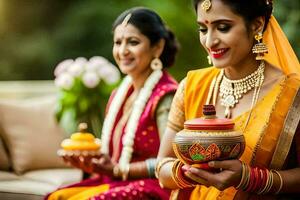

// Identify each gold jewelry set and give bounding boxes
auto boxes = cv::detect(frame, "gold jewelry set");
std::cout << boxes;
[202,0,268,119]
[219,61,265,118]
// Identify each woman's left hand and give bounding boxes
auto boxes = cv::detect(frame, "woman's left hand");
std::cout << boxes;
[185,159,242,190]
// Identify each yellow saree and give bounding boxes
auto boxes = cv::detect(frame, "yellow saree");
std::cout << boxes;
[166,13,300,200]
[184,67,300,200]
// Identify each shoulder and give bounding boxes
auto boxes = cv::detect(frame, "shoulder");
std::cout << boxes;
[154,71,178,93]
[187,66,218,78]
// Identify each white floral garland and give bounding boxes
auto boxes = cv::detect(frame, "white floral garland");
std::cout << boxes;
[101,70,163,171]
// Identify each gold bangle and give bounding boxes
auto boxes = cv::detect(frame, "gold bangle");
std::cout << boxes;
[271,170,283,194]
[155,157,176,179]
[235,161,246,189]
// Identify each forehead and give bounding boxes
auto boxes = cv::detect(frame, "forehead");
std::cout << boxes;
[113,24,145,39]
[197,0,242,23]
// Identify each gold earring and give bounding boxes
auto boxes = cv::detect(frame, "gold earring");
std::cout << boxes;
[207,55,212,65]
[151,58,163,70]
[252,32,268,60]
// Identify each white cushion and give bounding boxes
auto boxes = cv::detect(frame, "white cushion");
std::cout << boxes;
[0,179,56,195]
[0,169,82,196]
[22,168,83,187]
[0,171,20,181]
[0,96,69,174]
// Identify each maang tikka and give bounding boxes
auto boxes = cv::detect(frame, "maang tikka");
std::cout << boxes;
[121,13,132,27]
[201,0,212,12]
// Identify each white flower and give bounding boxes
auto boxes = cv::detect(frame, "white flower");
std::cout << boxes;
[74,57,88,66]
[54,73,74,90]
[86,60,102,72]
[82,72,100,88]
[89,56,110,66]
[98,64,120,84]
[68,57,87,77]
[54,59,73,77]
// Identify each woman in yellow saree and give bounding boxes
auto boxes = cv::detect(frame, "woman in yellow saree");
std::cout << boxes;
[156,0,300,199]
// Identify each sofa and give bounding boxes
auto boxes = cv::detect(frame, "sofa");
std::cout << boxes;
[0,81,83,200]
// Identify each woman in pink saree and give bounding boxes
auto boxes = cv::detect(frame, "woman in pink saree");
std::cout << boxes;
[46,7,179,200]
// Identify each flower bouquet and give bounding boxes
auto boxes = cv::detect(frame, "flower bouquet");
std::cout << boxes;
[54,56,120,137]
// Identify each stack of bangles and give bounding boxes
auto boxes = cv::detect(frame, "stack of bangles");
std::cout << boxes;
[235,161,283,194]
[155,158,195,188]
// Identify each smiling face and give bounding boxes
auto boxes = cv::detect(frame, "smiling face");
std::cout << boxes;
[113,23,157,78]
[197,0,256,69]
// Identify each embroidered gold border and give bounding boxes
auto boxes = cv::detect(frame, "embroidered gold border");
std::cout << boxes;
[250,77,286,166]
[251,75,300,168]
[270,88,300,169]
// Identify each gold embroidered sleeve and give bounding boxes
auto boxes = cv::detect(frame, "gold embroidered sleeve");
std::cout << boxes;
[167,78,186,132]
[155,93,174,139]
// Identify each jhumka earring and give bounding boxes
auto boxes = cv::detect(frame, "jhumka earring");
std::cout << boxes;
[207,55,212,65]
[151,58,163,70]
[252,32,268,60]
[201,0,212,12]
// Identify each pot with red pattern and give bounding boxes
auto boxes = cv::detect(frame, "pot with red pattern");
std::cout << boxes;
[173,105,245,168]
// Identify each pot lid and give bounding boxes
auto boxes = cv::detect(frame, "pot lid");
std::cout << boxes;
[184,105,234,131]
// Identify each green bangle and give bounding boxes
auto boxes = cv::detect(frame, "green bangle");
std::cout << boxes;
[145,158,157,178]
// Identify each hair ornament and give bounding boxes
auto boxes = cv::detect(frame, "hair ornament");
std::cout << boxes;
[121,13,132,27]
[201,0,212,12]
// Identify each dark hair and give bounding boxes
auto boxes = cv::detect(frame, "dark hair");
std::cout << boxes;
[193,0,273,31]
[112,7,179,68]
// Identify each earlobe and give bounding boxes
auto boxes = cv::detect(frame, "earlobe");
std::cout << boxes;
[251,16,265,34]
[153,39,166,57]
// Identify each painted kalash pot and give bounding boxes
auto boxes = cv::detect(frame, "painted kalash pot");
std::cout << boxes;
[173,105,245,169]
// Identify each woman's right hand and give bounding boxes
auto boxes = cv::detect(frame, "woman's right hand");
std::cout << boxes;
[183,159,243,190]
[61,154,102,174]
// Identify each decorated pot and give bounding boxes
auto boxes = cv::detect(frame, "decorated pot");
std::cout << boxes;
[173,105,245,166]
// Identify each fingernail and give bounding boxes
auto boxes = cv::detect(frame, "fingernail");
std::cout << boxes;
[182,165,190,172]
[208,161,214,167]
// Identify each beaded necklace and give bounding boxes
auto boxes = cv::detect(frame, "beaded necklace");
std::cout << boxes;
[206,61,265,121]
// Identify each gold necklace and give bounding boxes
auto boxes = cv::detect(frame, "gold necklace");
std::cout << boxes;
[206,61,265,120]
[220,61,265,118]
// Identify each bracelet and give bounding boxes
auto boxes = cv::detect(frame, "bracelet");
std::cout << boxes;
[145,158,157,178]
[155,157,176,179]
[271,170,283,194]
[171,160,195,188]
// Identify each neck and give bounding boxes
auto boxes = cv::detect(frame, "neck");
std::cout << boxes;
[224,55,259,80]
[130,68,154,91]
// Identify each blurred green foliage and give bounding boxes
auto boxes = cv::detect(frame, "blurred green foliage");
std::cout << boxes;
[0,0,299,81]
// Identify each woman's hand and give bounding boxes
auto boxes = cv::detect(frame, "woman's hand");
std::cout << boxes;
[62,154,102,173]
[184,160,242,191]
[90,154,115,177]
